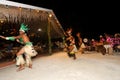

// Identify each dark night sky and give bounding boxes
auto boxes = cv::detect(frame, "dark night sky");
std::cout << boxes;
[9,0,119,39]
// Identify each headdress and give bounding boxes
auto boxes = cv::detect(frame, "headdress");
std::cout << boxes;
[19,23,29,32]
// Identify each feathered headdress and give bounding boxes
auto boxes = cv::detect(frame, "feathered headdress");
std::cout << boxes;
[19,23,29,32]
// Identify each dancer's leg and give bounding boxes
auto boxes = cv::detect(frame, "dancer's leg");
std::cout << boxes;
[16,55,25,71]
[16,48,25,71]
[25,54,32,69]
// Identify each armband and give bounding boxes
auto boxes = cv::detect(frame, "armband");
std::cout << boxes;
[6,37,15,41]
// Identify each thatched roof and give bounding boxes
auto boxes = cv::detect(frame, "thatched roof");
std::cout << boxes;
[0,0,65,40]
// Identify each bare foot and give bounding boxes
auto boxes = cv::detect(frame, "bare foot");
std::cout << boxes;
[28,64,32,69]
[17,66,25,72]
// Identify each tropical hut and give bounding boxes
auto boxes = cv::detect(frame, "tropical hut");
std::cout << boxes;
[0,0,65,57]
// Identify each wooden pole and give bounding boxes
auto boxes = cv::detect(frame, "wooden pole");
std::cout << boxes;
[47,14,52,54]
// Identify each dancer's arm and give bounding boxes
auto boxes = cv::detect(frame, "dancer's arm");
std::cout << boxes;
[0,35,6,39]
[0,35,15,41]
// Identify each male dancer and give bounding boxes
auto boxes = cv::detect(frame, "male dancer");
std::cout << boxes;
[0,23,38,71]
[65,28,77,60]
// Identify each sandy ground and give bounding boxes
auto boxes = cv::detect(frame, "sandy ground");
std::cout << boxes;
[0,51,120,80]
